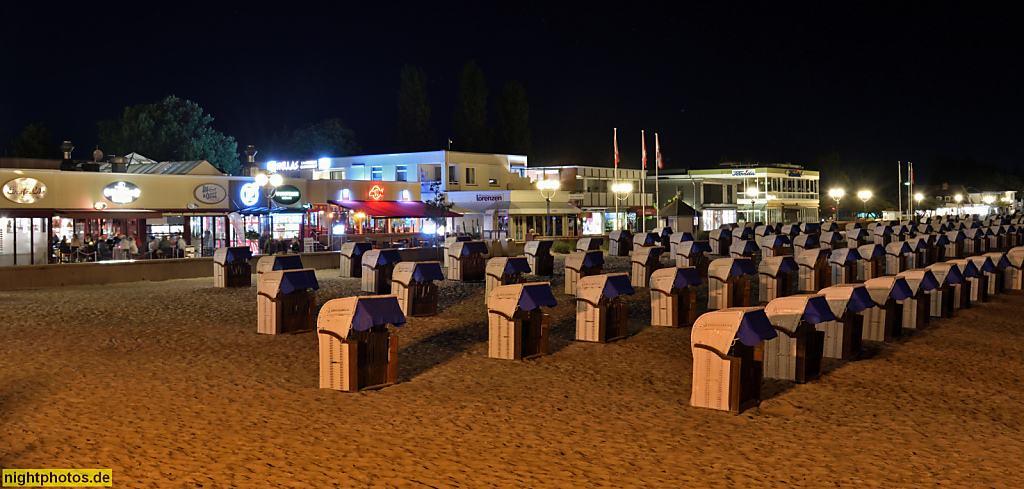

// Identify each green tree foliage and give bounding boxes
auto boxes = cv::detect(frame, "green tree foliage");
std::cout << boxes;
[452,60,494,152]
[496,80,531,155]
[287,118,360,158]
[10,122,56,158]
[395,64,435,151]
[98,95,240,174]
[929,156,1024,194]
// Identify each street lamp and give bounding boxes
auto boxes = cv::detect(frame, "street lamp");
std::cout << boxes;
[536,179,560,236]
[828,188,845,219]
[746,187,759,223]
[255,172,284,238]
[857,190,872,217]
[954,194,963,218]
[611,182,633,231]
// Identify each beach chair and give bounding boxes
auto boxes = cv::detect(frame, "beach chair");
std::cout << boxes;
[565,250,605,295]
[797,248,831,293]
[707,257,757,310]
[668,231,694,259]
[576,237,603,252]
[945,259,978,310]
[861,276,914,342]
[895,269,940,330]
[676,240,712,277]
[729,239,759,259]
[709,228,732,256]
[846,228,870,249]
[524,240,554,276]
[884,241,913,275]
[819,231,844,251]
[447,241,489,282]
[872,225,893,246]
[966,255,998,302]
[608,230,633,256]
[690,307,777,413]
[634,232,660,249]
[256,254,303,282]
[793,234,819,256]
[758,234,790,258]
[1004,246,1024,290]
[817,284,875,360]
[828,248,861,285]
[630,246,665,288]
[317,296,405,392]
[575,273,635,343]
[758,255,798,304]
[856,244,885,282]
[339,242,373,278]
[944,230,966,260]
[391,261,444,317]
[257,268,319,334]
[762,294,835,383]
[488,283,558,360]
[485,256,532,300]
[213,246,252,288]
[442,236,471,269]
[925,262,963,319]
[650,267,702,327]
[361,249,402,294]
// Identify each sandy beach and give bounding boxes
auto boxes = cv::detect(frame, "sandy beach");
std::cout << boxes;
[2,254,1024,488]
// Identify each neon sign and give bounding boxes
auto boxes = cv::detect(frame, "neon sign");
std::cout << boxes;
[369,185,384,200]
[240,182,261,206]
[267,160,319,172]
[102,181,141,204]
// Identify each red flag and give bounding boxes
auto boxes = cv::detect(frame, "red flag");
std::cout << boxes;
[656,133,663,169]
[641,130,647,169]
[613,128,620,168]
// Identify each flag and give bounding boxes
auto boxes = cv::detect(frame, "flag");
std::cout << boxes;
[910,163,914,184]
[613,128,620,168]
[641,130,647,169]
[655,133,662,169]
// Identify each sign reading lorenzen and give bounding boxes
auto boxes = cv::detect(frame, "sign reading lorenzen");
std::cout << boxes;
[2,177,47,204]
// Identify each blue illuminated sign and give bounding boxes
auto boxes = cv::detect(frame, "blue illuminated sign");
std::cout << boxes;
[240,182,260,207]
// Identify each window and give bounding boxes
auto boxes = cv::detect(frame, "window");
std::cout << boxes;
[351,164,364,180]
[489,178,498,186]
[341,189,351,201]
[466,167,476,185]
[400,189,412,201]
[371,166,383,181]
[330,170,346,180]
[396,165,408,182]
[448,165,458,182]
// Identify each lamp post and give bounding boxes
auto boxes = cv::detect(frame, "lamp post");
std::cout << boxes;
[746,186,759,223]
[255,172,283,239]
[611,182,633,232]
[954,194,963,218]
[828,188,845,220]
[858,190,872,217]
[913,193,923,220]
[536,179,560,236]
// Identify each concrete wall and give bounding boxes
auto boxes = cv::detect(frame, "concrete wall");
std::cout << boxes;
[0,248,449,291]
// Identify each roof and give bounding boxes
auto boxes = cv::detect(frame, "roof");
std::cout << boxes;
[329,200,462,218]
[97,160,223,175]
[658,199,697,217]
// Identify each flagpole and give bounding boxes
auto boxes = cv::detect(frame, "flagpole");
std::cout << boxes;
[655,133,660,227]
[897,161,903,221]
[908,161,913,222]
[614,128,620,231]
[641,129,646,233]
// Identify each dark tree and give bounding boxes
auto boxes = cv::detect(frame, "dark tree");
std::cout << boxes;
[808,151,852,218]
[287,118,360,158]
[10,122,56,158]
[496,80,531,155]
[395,64,435,151]
[452,60,494,153]
[98,95,240,174]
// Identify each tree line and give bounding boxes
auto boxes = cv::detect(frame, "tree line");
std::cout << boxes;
[6,60,531,176]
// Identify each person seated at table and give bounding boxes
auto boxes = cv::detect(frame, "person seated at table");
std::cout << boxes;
[148,236,159,257]
[157,235,172,257]
[116,235,130,260]
[176,235,188,257]
[59,237,71,262]
[68,234,84,262]
[128,236,139,256]
[97,234,112,260]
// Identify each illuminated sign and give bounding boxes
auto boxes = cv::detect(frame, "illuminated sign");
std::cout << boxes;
[3,177,47,204]
[369,185,384,200]
[787,170,802,177]
[267,160,319,172]
[271,184,302,205]
[731,169,756,176]
[475,194,503,202]
[239,182,261,207]
[102,181,141,204]
[193,184,227,204]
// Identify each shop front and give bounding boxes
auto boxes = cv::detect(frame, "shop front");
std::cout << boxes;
[304,180,426,249]
[0,169,247,265]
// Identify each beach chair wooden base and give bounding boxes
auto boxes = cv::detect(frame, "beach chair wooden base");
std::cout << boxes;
[690,342,762,413]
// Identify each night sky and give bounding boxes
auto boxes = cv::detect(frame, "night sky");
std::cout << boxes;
[2,1,1022,172]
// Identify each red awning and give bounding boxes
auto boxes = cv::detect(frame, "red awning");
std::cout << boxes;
[328,200,462,218]
[631,207,658,216]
